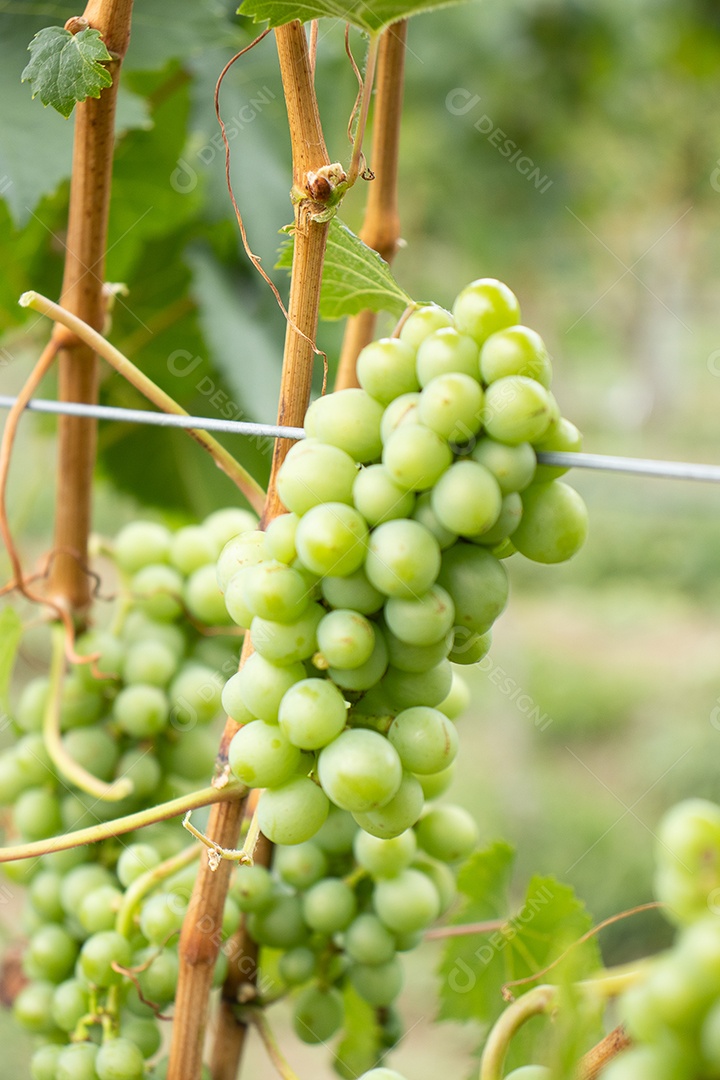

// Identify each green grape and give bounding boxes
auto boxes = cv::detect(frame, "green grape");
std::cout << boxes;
[203,506,258,547]
[15,733,53,786]
[302,877,357,933]
[25,924,78,983]
[349,956,404,1006]
[55,1042,100,1080]
[234,653,305,721]
[452,278,521,345]
[328,623,389,691]
[228,719,301,787]
[216,530,268,593]
[229,864,273,912]
[482,375,553,445]
[415,805,479,862]
[120,612,185,656]
[168,663,222,726]
[242,560,311,623]
[257,776,330,845]
[120,1017,162,1059]
[471,437,537,495]
[113,683,169,738]
[137,947,179,1006]
[437,670,470,719]
[437,543,508,634]
[365,519,441,599]
[139,893,187,946]
[353,464,416,526]
[415,327,480,386]
[382,660,453,710]
[293,984,345,1044]
[399,304,454,348]
[384,628,451,674]
[601,1046,690,1080]
[503,1069,552,1080]
[223,568,256,628]
[305,387,385,462]
[279,946,317,985]
[79,885,124,934]
[357,338,419,405]
[702,998,720,1067]
[247,894,309,949]
[413,855,457,914]
[121,637,177,688]
[387,706,458,774]
[221,671,256,724]
[265,512,299,564]
[314,805,359,854]
[278,678,347,750]
[41,845,89,875]
[512,481,588,564]
[14,675,50,732]
[431,461,502,538]
[277,438,358,515]
[412,491,458,549]
[169,525,219,575]
[274,842,328,889]
[384,585,455,647]
[15,787,62,841]
[60,864,114,915]
[79,931,131,987]
[95,1036,145,1080]
[251,602,324,665]
[318,729,402,813]
[115,748,162,800]
[470,491,522,546]
[114,521,171,573]
[656,799,720,876]
[13,980,56,1033]
[295,502,368,577]
[159,727,217,781]
[345,913,397,965]
[117,846,161,890]
[52,978,89,1032]
[59,674,103,730]
[184,563,231,624]
[479,325,552,387]
[352,772,424,839]
[29,870,64,922]
[418,371,484,443]
[533,417,582,481]
[380,392,421,443]
[62,726,119,782]
[321,567,385,614]
[449,627,492,665]
[222,895,242,939]
[382,424,452,492]
[30,1044,62,1080]
[75,630,125,685]
[373,869,441,933]
[353,828,417,878]
[130,563,184,621]
[316,609,375,670]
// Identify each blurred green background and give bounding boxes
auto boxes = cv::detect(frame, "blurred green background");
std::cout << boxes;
[2,0,720,1074]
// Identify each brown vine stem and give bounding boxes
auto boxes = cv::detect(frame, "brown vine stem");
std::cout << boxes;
[577,1025,631,1080]
[168,21,331,1080]
[19,292,265,514]
[336,21,408,390]
[48,0,134,617]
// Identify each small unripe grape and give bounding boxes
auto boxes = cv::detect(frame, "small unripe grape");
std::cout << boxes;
[130,564,184,621]
[399,304,453,348]
[415,804,479,862]
[305,387,384,462]
[513,481,588,564]
[452,277,521,345]
[203,506,258,547]
[277,438,357,514]
[114,521,171,573]
[357,338,419,404]
[479,325,552,387]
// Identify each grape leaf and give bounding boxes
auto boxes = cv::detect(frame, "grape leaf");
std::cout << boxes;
[238,0,476,33]
[438,842,601,1029]
[22,26,113,118]
[0,608,22,712]
[277,219,411,320]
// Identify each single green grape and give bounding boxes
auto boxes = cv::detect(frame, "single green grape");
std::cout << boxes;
[95,1036,145,1080]
[373,868,441,933]
[387,706,459,775]
[139,893,188,946]
[382,423,453,492]
[55,1042,100,1080]
[114,521,171,573]
[418,371,484,443]
[184,563,231,624]
[278,678,348,750]
[399,304,454,348]
[479,325,552,387]
[321,566,385,615]
[533,417,582,482]
[384,584,455,647]
[228,719,301,788]
[79,931,132,987]
[437,542,508,635]
[169,524,219,575]
[415,327,480,386]
[302,877,357,933]
[345,913,397,965]
[277,438,358,514]
[293,984,345,1044]
[130,563,184,621]
[250,601,324,666]
[452,277,521,345]
[327,623,389,691]
[273,842,328,890]
[431,460,502,537]
[365,519,441,599]
[380,392,421,443]
[352,772,424,839]
[233,653,305,722]
[305,387,384,462]
[512,481,588,564]
[257,776,330,845]
[415,804,479,862]
[349,956,404,1006]
[357,338,419,405]
[318,729,402,813]
[203,506,258,548]
[216,530,268,594]
[295,502,369,578]
[353,464,416,526]
[316,609,376,670]
[353,828,417,878]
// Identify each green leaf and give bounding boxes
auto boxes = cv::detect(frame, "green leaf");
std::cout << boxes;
[0,608,22,712]
[239,0,476,34]
[438,842,600,1029]
[334,984,383,1078]
[22,26,113,119]
[277,219,411,321]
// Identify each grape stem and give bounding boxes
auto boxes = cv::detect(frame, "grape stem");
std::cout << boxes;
[577,1024,631,1080]
[244,1007,303,1080]
[479,984,558,1080]
[18,291,266,514]
[0,782,244,863]
[346,31,380,188]
[181,806,260,869]
[115,842,202,940]
[43,623,134,801]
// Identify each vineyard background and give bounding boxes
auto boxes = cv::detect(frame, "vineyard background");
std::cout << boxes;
[2,0,720,1074]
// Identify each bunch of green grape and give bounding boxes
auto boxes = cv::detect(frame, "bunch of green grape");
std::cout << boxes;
[3,508,255,1080]
[602,799,720,1080]
[218,277,588,849]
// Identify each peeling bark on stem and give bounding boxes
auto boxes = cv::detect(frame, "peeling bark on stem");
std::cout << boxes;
[48,0,134,617]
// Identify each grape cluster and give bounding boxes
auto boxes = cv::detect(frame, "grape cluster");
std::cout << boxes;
[219,277,588,850]
[3,509,254,1080]
[603,799,720,1080]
